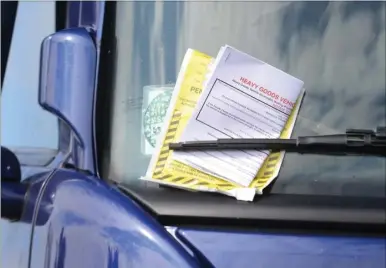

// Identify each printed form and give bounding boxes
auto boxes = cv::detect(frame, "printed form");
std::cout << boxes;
[172,46,304,187]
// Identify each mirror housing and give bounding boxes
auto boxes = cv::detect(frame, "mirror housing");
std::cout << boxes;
[39,28,97,174]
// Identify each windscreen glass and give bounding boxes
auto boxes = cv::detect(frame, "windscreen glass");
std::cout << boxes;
[106,1,385,197]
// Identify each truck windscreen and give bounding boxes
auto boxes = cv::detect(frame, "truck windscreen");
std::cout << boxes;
[99,1,385,197]
[94,1,385,231]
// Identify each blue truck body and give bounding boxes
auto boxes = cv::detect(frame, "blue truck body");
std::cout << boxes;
[1,2,385,268]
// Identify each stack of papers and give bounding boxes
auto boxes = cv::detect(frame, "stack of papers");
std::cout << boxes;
[143,45,305,201]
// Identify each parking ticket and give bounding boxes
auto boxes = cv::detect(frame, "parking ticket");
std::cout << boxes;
[142,48,305,201]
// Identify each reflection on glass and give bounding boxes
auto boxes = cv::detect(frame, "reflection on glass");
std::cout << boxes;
[1,2,57,268]
[1,2,58,150]
[1,2,61,179]
[107,1,385,197]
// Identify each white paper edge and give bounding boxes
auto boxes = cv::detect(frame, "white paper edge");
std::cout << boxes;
[175,46,304,187]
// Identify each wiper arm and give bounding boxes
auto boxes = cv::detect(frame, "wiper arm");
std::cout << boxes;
[169,126,386,157]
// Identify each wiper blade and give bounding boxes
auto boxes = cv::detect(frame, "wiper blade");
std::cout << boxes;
[169,126,386,157]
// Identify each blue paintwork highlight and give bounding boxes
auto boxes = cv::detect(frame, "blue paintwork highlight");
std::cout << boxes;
[39,28,97,174]
[29,169,204,268]
[176,228,386,268]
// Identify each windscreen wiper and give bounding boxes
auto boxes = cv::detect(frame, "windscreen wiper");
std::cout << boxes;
[169,126,386,157]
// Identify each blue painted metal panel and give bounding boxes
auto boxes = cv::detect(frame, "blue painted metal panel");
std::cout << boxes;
[175,228,386,268]
[30,169,204,268]
[1,170,51,268]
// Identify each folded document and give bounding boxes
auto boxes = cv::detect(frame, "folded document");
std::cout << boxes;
[143,46,305,201]
[173,46,304,187]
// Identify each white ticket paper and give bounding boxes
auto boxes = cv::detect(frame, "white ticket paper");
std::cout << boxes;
[172,45,304,187]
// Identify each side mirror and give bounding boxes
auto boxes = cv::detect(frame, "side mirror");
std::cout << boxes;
[39,28,97,174]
